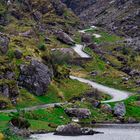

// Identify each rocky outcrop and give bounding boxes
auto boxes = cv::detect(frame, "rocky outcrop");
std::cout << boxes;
[55,123,81,136]
[14,50,23,59]
[9,117,30,137]
[56,31,75,45]
[0,101,8,109]
[19,60,52,96]
[65,108,91,118]
[61,0,96,15]
[81,34,92,44]
[0,60,19,105]
[0,33,9,54]
[100,104,112,114]
[55,123,100,136]
[114,102,126,117]
[63,0,140,49]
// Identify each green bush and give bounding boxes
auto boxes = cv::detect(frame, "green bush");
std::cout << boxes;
[7,50,15,59]
[37,43,46,51]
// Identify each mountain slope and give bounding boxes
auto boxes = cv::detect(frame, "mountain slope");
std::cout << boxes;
[62,0,140,49]
[0,0,80,108]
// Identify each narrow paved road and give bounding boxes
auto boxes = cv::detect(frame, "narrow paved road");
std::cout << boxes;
[0,27,131,113]
[70,76,131,103]
[72,44,90,58]
[72,27,131,103]
[0,103,68,113]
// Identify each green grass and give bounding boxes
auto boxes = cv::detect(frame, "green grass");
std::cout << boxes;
[58,78,91,101]
[0,107,70,132]
[124,95,140,120]
[25,107,70,131]
[85,28,122,44]
[0,114,10,131]
[82,47,138,92]
[64,101,115,123]
[15,78,91,108]
[16,84,63,108]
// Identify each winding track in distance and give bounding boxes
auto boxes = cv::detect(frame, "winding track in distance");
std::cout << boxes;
[71,27,131,103]
[0,27,132,113]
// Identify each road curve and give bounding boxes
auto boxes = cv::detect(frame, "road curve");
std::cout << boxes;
[71,27,131,103]
[0,102,68,113]
[70,76,131,103]
[72,44,90,58]
[0,27,131,113]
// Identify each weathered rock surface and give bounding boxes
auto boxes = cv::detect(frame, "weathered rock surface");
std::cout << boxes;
[0,60,19,105]
[56,31,75,45]
[0,101,8,109]
[55,123,100,136]
[81,34,92,44]
[14,50,23,59]
[0,33,10,54]
[9,117,30,137]
[55,123,81,136]
[19,60,52,96]
[65,108,91,118]
[100,104,112,114]
[62,0,140,50]
[114,102,126,117]
[61,0,96,15]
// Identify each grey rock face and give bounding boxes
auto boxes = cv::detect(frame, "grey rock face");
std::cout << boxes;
[63,0,140,50]
[61,0,96,15]
[100,104,112,113]
[81,34,92,44]
[65,108,91,118]
[0,101,8,109]
[51,0,66,16]
[32,11,42,21]
[55,123,82,136]
[0,33,10,54]
[9,120,30,138]
[55,123,100,136]
[114,102,126,117]
[14,50,23,59]
[56,31,75,45]
[19,60,52,96]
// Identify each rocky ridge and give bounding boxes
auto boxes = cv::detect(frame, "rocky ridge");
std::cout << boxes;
[0,0,80,108]
[62,0,140,49]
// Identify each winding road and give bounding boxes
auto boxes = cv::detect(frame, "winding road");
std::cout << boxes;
[0,103,69,113]
[73,44,90,58]
[70,76,131,103]
[72,27,131,103]
[0,27,132,113]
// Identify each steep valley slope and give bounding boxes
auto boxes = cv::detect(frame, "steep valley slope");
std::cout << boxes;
[62,0,140,50]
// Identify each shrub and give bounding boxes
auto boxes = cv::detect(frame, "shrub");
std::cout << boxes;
[37,43,46,51]
[9,109,31,129]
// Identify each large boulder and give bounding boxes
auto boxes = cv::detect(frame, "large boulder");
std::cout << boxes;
[14,50,23,59]
[56,31,75,45]
[0,33,10,54]
[81,34,92,44]
[55,123,98,136]
[113,102,126,117]
[19,60,52,96]
[100,104,112,113]
[55,123,82,136]
[0,100,8,109]
[9,117,30,137]
[65,108,91,119]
